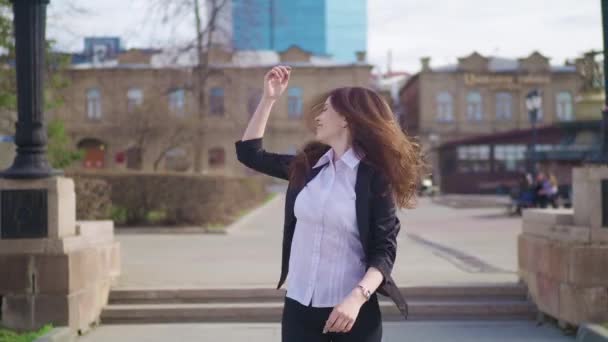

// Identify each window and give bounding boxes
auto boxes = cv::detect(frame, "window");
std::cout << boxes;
[456,145,490,173]
[495,92,512,120]
[165,147,190,172]
[288,87,303,118]
[247,88,263,117]
[86,88,102,119]
[436,91,453,122]
[494,145,526,172]
[209,87,225,116]
[127,88,144,112]
[169,88,186,116]
[466,91,483,121]
[208,147,225,168]
[556,91,573,121]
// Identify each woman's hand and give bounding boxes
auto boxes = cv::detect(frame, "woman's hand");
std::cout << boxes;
[323,288,367,334]
[263,65,291,101]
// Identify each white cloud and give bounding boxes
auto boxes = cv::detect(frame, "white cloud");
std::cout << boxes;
[368,0,602,72]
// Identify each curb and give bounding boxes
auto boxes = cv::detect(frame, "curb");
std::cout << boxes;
[576,324,608,342]
[33,327,76,342]
[115,227,226,235]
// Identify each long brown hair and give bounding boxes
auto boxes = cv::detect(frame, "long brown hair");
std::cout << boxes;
[287,86,425,209]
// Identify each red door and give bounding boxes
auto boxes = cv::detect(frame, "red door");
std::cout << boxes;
[83,147,105,169]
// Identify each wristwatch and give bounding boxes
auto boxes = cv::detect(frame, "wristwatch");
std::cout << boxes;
[357,284,372,301]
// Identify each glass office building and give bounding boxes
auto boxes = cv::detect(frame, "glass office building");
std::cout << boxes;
[232,0,367,63]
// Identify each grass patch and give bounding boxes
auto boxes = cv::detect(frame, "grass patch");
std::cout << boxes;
[602,322,608,330]
[0,324,53,342]
[109,205,128,225]
[264,192,278,203]
[146,210,167,224]
[205,224,226,234]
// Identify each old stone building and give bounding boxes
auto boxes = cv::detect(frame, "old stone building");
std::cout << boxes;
[399,51,585,188]
[399,51,584,145]
[50,45,372,176]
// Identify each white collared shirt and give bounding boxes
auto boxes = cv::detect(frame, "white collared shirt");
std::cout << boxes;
[286,147,367,307]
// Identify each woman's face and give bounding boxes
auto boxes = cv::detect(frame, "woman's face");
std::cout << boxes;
[314,97,349,144]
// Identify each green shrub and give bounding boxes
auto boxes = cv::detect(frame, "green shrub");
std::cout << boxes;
[0,324,53,342]
[72,176,112,220]
[110,205,128,225]
[68,170,269,227]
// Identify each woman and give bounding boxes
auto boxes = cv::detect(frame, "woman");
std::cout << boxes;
[235,65,424,342]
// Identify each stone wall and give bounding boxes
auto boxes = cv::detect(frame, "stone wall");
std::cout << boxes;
[518,166,608,326]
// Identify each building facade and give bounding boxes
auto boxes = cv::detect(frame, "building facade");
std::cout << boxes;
[231,0,367,63]
[398,51,586,190]
[51,46,372,176]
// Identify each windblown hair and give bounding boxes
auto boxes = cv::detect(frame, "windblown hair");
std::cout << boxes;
[287,86,426,209]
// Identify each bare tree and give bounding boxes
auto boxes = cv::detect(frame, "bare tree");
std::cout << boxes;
[115,80,199,172]
[145,0,230,172]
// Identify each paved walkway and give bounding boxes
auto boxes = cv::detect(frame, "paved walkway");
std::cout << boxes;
[79,321,574,342]
[113,193,522,289]
[79,192,575,341]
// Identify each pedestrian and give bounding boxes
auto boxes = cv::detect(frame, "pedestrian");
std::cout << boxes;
[513,172,534,214]
[235,65,424,342]
[535,172,550,208]
[548,173,559,208]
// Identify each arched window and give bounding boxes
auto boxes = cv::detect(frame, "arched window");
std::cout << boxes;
[466,91,483,121]
[86,88,102,119]
[436,91,453,122]
[127,88,144,112]
[556,91,573,121]
[169,88,186,116]
[209,87,225,116]
[495,92,512,120]
[165,147,190,172]
[208,147,226,168]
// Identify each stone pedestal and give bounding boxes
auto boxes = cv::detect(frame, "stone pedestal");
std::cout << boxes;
[518,166,608,326]
[0,177,120,333]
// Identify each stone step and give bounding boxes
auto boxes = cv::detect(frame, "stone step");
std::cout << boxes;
[101,300,537,324]
[109,284,530,305]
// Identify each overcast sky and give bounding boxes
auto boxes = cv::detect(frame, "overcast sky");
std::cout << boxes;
[46,0,603,73]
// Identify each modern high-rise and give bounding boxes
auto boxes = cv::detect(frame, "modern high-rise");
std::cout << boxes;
[229,0,367,63]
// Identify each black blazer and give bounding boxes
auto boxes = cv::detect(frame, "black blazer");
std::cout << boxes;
[235,137,408,319]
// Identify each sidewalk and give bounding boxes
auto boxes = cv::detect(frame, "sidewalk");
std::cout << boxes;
[77,193,569,341]
[112,195,522,289]
[79,321,574,342]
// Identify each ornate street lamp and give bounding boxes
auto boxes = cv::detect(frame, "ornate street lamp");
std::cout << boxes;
[526,89,542,174]
[0,0,62,179]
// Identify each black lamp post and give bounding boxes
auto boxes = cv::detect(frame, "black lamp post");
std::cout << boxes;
[601,0,608,162]
[526,89,542,174]
[0,0,62,179]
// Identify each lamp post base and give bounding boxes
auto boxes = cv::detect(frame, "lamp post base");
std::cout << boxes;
[0,155,63,179]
